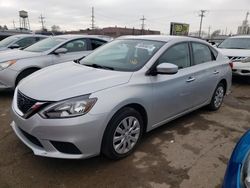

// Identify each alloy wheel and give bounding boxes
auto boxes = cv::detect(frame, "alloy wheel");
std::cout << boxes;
[214,86,224,108]
[113,116,141,154]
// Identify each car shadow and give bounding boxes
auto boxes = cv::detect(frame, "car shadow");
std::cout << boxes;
[0,89,14,98]
[232,76,250,85]
[33,107,208,167]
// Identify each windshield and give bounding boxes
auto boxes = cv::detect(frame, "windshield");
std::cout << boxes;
[81,39,164,72]
[218,38,250,49]
[0,35,21,47]
[24,37,66,52]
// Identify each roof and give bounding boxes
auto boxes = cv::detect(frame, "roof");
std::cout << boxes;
[54,34,111,41]
[230,35,250,39]
[118,35,203,42]
[11,34,48,38]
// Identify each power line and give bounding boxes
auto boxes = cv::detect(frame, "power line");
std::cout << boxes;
[198,10,207,37]
[140,15,146,34]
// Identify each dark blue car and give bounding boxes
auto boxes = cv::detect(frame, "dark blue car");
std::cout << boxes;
[223,130,250,188]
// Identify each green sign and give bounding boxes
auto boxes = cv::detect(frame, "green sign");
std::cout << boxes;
[170,22,189,36]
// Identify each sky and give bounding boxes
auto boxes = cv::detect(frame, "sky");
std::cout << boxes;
[0,0,249,34]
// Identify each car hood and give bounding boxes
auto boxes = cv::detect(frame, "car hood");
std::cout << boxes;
[0,49,42,62]
[217,48,250,57]
[18,62,133,101]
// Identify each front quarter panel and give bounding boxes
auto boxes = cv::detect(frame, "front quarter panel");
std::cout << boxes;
[89,69,154,131]
[9,55,54,72]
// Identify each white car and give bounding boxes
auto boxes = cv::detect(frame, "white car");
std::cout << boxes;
[0,35,109,89]
[217,35,250,76]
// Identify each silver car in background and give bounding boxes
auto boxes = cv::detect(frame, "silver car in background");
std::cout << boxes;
[0,34,47,51]
[11,35,232,160]
[0,35,109,89]
[217,35,250,76]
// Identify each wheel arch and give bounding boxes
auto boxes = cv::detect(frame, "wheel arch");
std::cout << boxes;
[15,67,41,86]
[218,79,227,95]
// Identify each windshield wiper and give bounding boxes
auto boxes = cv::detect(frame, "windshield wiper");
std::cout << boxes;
[84,63,114,70]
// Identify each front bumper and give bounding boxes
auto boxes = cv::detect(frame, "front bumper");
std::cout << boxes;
[0,68,18,89]
[232,62,250,76]
[11,101,109,159]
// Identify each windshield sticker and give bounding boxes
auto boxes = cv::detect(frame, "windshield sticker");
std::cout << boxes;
[130,59,138,65]
[136,43,156,52]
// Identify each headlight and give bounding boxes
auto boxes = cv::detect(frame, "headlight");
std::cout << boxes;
[241,152,250,188]
[39,95,97,119]
[0,60,16,70]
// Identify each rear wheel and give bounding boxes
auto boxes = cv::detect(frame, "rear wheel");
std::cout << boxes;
[208,83,225,111]
[15,68,39,87]
[102,107,143,160]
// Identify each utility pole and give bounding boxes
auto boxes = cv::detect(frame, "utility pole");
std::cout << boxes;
[39,14,45,31]
[91,7,95,30]
[208,25,211,38]
[140,15,146,35]
[198,10,207,38]
[13,20,16,29]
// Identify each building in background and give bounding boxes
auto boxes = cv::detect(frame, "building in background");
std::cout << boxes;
[66,26,160,38]
[237,12,250,35]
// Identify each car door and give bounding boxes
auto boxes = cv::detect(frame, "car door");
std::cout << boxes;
[52,38,91,64]
[189,42,220,107]
[150,42,196,124]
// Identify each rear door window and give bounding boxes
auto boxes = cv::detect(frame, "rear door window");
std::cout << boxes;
[90,39,107,50]
[192,43,214,65]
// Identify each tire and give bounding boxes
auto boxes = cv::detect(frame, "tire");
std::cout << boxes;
[207,83,225,111]
[15,68,39,87]
[102,107,144,160]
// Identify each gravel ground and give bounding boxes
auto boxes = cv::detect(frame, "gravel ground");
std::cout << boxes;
[0,77,249,188]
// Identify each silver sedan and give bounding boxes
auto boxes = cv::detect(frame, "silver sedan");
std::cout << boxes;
[0,35,109,89]
[11,35,232,160]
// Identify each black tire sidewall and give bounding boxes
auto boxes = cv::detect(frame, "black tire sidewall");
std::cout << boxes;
[102,107,143,160]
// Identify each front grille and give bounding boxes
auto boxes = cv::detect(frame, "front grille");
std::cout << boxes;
[228,56,246,62]
[19,128,43,148]
[50,141,82,154]
[17,91,37,114]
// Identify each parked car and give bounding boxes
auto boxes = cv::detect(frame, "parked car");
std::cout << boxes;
[0,34,47,51]
[11,35,232,160]
[217,35,250,76]
[0,35,109,89]
[223,130,250,188]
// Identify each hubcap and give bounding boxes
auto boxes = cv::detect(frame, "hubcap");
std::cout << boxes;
[113,116,141,154]
[214,86,224,108]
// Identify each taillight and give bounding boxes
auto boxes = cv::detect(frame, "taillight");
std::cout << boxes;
[229,61,233,69]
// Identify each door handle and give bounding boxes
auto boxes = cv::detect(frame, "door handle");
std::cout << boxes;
[213,70,219,74]
[186,77,196,82]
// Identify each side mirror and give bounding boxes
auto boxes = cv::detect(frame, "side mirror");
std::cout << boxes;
[9,44,20,49]
[156,63,178,75]
[54,48,68,55]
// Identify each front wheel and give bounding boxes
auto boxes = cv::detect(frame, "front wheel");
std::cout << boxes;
[102,107,143,160]
[208,83,225,111]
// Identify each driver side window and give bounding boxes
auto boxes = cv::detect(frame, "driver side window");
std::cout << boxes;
[157,43,191,69]
[61,39,87,53]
